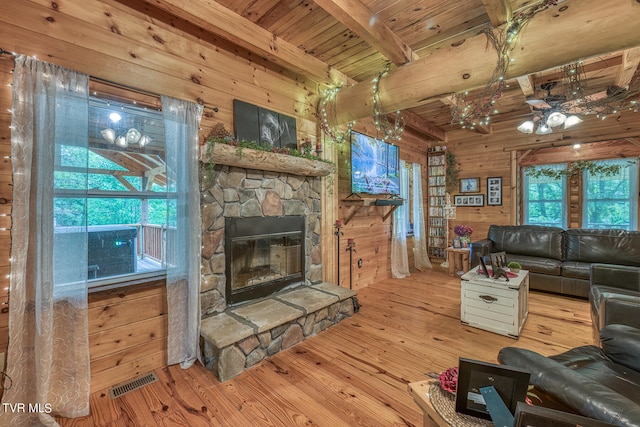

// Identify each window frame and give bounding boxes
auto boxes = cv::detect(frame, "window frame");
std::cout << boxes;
[522,163,568,228]
[53,95,170,289]
[581,158,639,230]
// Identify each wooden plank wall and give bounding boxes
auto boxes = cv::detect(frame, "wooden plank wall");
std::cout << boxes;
[444,129,514,244]
[445,114,640,241]
[336,120,433,290]
[0,55,13,372]
[88,282,167,393]
[0,0,323,392]
[1,0,638,393]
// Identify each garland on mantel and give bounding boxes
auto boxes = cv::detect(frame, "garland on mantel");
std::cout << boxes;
[201,122,333,185]
[524,160,636,179]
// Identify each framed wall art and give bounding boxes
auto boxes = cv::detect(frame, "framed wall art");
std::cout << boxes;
[233,99,297,149]
[459,177,480,193]
[454,194,484,207]
[487,177,502,206]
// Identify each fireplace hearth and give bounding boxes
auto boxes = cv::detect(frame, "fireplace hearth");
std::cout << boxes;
[225,216,305,304]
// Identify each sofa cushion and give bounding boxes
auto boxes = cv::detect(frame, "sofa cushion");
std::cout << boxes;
[566,228,640,267]
[561,261,591,279]
[488,225,564,260]
[506,254,562,276]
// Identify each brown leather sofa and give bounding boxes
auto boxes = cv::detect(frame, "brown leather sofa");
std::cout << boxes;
[498,324,640,427]
[470,225,640,298]
[590,263,640,342]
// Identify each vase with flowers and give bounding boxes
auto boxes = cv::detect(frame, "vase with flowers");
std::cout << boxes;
[454,224,473,248]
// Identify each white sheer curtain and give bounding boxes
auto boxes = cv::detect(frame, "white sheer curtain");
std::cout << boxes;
[3,56,90,425]
[412,163,432,270]
[391,160,411,278]
[162,95,203,368]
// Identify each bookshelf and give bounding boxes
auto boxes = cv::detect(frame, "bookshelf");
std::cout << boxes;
[427,150,447,258]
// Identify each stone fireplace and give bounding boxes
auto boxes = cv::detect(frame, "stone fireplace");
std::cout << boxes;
[198,145,357,382]
[200,164,323,315]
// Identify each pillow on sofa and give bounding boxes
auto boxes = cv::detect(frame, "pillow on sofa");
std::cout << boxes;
[566,229,640,267]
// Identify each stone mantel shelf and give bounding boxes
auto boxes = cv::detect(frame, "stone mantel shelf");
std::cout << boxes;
[200,142,333,177]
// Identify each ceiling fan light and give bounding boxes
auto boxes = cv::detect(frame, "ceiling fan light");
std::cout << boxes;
[115,135,128,148]
[564,115,583,128]
[517,120,535,134]
[535,123,552,135]
[125,128,142,144]
[139,135,151,147]
[100,128,115,143]
[546,111,567,127]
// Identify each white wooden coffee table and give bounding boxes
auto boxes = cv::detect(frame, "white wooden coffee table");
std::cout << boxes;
[460,269,529,338]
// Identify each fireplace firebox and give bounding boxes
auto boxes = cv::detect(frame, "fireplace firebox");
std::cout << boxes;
[225,216,305,305]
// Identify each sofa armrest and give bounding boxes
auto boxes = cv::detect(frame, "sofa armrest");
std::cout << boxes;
[498,347,640,424]
[591,285,640,332]
[470,239,493,268]
[600,324,640,372]
[590,263,640,292]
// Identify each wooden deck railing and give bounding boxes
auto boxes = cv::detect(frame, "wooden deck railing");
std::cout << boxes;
[136,224,177,267]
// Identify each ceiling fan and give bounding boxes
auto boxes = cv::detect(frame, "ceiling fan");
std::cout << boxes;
[518,61,639,134]
[526,81,568,110]
[518,81,585,134]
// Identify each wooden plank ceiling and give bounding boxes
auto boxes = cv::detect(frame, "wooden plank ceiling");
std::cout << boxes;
[134,0,640,140]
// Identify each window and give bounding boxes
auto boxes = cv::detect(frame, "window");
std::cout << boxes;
[582,159,638,230]
[523,164,567,227]
[54,97,171,286]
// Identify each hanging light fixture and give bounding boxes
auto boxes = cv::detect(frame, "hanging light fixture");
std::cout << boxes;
[517,120,535,134]
[546,111,567,127]
[516,60,640,135]
[535,122,552,135]
[100,110,151,148]
[564,115,583,128]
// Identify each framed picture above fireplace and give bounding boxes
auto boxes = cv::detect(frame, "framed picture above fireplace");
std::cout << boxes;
[233,99,297,149]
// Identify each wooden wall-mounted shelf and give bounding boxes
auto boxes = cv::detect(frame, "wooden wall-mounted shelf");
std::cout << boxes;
[200,143,333,177]
[341,197,403,225]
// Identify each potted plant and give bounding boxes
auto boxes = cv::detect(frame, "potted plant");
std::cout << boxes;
[507,261,522,273]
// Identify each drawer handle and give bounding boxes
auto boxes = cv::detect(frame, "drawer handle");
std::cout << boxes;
[479,295,498,303]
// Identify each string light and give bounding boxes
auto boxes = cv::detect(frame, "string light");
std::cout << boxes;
[372,66,404,141]
[315,85,354,144]
[450,0,559,129]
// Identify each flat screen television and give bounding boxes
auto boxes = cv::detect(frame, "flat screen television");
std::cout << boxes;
[350,131,400,196]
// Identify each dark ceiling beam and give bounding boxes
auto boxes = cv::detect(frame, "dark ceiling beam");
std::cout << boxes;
[330,0,640,124]
[481,0,512,26]
[145,0,346,86]
[147,0,446,138]
[312,0,448,139]
[516,75,535,97]
[616,47,640,88]
[312,0,418,65]
[388,112,446,141]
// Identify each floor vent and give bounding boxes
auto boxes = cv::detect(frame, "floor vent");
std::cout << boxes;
[109,372,159,399]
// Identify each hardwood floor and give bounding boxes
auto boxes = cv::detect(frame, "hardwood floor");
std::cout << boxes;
[59,268,592,426]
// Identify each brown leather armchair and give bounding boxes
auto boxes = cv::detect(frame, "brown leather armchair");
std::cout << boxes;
[499,324,640,427]
[590,263,640,343]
